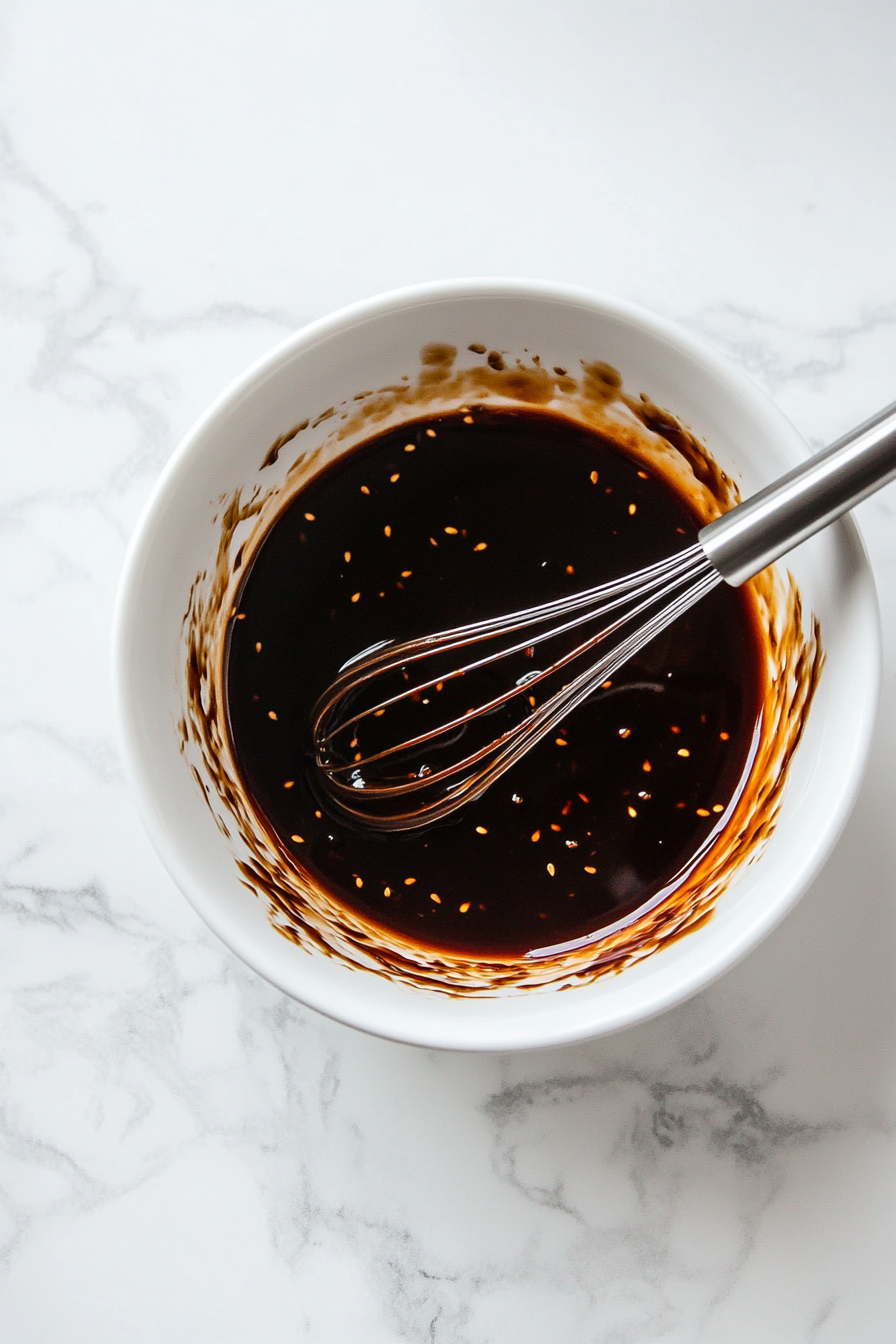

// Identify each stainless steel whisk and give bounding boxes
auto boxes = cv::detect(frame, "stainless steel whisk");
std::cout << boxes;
[312,401,896,831]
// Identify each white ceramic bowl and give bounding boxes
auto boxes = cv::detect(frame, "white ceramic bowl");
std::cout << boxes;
[114,279,879,1050]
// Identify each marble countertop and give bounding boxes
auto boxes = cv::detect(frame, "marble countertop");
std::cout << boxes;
[3,3,896,1340]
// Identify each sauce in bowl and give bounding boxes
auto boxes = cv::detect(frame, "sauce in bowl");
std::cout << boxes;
[225,406,762,958]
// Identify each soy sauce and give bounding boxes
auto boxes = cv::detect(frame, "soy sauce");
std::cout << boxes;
[225,407,761,957]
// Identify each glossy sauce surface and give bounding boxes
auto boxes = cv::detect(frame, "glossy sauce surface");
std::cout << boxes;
[225,407,762,957]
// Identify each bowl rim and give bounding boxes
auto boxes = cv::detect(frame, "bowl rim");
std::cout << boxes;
[113,277,881,1050]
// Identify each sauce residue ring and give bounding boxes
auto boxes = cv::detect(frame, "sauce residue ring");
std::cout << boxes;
[180,343,823,996]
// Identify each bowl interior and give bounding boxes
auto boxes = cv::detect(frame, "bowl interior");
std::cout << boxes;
[115,281,879,1049]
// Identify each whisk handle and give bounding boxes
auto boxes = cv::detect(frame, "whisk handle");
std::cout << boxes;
[699,400,896,586]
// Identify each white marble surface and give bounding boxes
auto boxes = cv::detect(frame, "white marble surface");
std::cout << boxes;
[2,2,896,1339]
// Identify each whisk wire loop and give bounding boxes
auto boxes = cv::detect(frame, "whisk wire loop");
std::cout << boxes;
[311,544,720,829]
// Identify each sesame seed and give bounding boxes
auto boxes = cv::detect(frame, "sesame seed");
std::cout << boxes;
[720,731,730,741]
[384,525,391,537]
[628,503,637,515]
[601,679,612,689]
[463,415,474,424]
[712,804,724,813]
[474,542,487,551]
[255,642,262,652]
[619,727,631,738]
[426,428,436,437]
[590,470,598,484]
[236,612,246,620]
[475,826,488,834]
[676,801,686,809]
[561,800,572,816]
[444,526,458,534]
[459,901,471,912]
[355,877,363,888]
[584,865,597,874]
[555,737,568,747]
[360,485,370,494]
[696,808,710,817]
[547,863,555,876]
[627,806,638,818]
[291,835,304,842]
[283,780,294,789]
[390,472,400,482]
[404,443,415,452]
[670,725,681,734]
[531,830,541,842]
[304,512,315,521]
[314,810,322,818]
[550,823,561,832]
[566,565,575,575]
[429,537,438,546]
[528,695,537,707]
[430,893,441,904]
[637,470,649,479]
[677,748,690,757]
[351,592,360,602]
[578,792,590,803]
[436,682,444,691]
[401,570,412,577]
[404,877,416,885]
[268,711,278,720]
[384,886,391,897]
[344,551,351,562]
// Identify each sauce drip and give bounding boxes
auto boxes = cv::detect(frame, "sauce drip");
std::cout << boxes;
[225,407,762,958]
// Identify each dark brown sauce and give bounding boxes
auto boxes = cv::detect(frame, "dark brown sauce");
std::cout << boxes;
[224,407,763,959]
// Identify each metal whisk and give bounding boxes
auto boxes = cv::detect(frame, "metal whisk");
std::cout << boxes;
[312,401,896,831]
